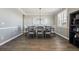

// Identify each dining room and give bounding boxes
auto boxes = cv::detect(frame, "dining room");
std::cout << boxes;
[0,8,79,51]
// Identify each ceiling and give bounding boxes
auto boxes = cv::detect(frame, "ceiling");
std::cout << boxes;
[19,8,62,15]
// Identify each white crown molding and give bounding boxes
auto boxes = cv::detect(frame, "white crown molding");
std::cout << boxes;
[18,8,63,16]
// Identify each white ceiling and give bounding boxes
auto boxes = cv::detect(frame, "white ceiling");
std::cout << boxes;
[19,8,62,15]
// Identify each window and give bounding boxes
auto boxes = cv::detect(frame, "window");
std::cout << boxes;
[33,17,50,26]
[57,9,67,27]
[41,18,49,25]
[33,17,40,26]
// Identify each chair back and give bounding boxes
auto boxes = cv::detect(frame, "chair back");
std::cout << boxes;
[28,26,35,31]
[45,26,51,32]
[36,26,44,32]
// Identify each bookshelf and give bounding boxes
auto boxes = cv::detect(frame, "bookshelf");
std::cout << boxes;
[69,10,79,47]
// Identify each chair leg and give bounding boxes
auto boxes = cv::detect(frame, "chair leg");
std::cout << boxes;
[27,34,29,38]
[45,34,46,38]
[42,34,43,38]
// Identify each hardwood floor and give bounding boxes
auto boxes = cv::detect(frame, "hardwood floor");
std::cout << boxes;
[0,34,79,51]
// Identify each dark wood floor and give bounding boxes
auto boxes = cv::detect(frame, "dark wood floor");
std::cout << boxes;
[0,34,79,51]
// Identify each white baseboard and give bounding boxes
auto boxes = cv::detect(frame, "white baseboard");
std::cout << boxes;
[55,32,69,40]
[0,33,23,46]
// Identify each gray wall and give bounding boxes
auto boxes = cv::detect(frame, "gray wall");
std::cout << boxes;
[0,8,23,44]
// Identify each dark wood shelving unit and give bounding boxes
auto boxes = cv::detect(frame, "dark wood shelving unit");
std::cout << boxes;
[69,10,79,48]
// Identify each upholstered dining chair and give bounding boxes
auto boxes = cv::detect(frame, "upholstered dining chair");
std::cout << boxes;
[44,26,52,38]
[36,26,44,38]
[27,26,36,38]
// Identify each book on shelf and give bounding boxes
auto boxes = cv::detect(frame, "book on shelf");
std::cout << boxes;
[76,14,79,19]
[74,32,79,38]
[73,18,79,25]
[73,28,79,32]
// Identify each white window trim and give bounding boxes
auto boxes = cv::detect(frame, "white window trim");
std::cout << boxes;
[57,9,68,28]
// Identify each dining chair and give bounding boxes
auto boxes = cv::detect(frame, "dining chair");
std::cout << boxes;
[36,26,44,38]
[27,26,36,38]
[44,26,52,38]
